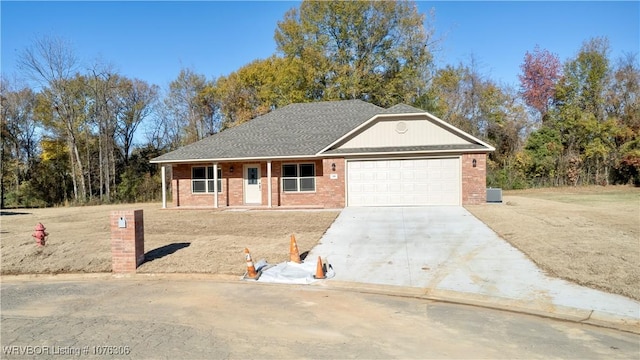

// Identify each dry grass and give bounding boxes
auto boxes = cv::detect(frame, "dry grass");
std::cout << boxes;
[0,204,339,275]
[466,185,640,301]
[2,186,638,301]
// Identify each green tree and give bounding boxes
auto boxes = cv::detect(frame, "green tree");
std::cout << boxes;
[215,56,309,127]
[551,37,614,184]
[607,54,640,184]
[274,0,435,107]
[0,79,39,208]
[523,126,564,185]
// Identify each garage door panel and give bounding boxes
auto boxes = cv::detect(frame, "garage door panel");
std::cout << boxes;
[348,158,460,206]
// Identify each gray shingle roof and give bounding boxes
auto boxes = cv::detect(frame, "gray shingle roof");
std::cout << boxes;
[150,100,491,163]
[151,100,383,163]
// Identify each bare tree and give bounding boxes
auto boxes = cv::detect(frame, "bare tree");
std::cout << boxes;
[116,78,158,165]
[18,36,88,201]
[88,63,120,201]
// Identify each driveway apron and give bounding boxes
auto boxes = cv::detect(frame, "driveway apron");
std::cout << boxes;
[307,207,640,321]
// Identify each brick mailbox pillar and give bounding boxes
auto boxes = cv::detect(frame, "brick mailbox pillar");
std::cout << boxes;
[111,210,145,273]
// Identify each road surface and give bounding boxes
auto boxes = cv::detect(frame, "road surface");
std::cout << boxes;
[1,276,638,359]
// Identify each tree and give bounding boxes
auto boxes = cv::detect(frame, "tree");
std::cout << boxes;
[115,78,158,165]
[18,36,89,202]
[519,45,561,121]
[607,54,640,184]
[215,56,308,127]
[274,0,435,107]
[523,126,564,185]
[551,37,613,184]
[161,68,215,146]
[87,64,120,202]
[0,78,39,208]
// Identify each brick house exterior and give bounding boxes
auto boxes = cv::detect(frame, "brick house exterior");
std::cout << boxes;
[151,101,494,208]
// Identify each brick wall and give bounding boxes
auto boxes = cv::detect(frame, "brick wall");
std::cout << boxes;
[110,210,144,273]
[461,153,487,205]
[274,159,345,208]
[171,159,346,208]
[172,163,232,207]
[170,155,485,207]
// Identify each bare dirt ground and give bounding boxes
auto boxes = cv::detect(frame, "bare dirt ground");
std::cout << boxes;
[0,205,339,276]
[2,186,638,301]
[466,185,640,301]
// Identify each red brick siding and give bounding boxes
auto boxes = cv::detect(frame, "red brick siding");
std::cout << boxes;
[170,159,346,208]
[274,159,345,208]
[320,158,346,208]
[110,210,145,273]
[172,163,233,207]
[461,153,487,205]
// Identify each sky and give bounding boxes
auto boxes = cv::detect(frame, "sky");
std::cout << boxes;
[2,1,639,92]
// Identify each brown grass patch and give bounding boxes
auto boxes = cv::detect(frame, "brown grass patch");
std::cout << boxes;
[0,204,339,276]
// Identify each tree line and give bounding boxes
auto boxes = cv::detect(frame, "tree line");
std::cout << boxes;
[1,0,638,208]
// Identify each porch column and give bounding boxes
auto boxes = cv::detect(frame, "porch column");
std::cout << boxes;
[267,160,272,208]
[161,165,167,209]
[213,162,219,208]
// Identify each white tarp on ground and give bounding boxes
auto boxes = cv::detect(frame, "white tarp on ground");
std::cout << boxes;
[243,260,334,285]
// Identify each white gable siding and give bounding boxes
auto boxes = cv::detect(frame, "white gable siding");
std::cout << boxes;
[337,118,472,149]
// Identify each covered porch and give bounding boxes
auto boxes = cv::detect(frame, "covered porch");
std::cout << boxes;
[158,158,345,209]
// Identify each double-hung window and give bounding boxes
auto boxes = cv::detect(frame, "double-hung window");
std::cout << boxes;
[282,163,315,192]
[192,166,222,193]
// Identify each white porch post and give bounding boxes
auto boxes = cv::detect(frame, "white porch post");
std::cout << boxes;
[267,160,272,208]
[161,165,167,209]
[213,163,219,208]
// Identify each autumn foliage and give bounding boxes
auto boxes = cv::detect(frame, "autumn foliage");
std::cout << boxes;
[519,46,562,120]
[2,2,639,208]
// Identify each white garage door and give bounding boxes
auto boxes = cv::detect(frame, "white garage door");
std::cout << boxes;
[347,158,460,206]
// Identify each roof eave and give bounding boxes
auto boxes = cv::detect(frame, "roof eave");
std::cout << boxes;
[150,154,321,164]
[325,147,493,158]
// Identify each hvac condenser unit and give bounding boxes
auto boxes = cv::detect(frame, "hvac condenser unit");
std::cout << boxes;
[486,188,502,203]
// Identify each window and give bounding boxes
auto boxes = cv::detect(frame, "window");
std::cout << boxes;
[192,166,222,193]
[282,163,315,192]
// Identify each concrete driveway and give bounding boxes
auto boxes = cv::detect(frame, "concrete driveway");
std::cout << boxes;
[307,207,640,323]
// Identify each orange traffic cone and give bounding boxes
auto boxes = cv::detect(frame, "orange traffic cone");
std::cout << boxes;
[244,248,260,280]
[313,256,326,279]
[289,234,301,263]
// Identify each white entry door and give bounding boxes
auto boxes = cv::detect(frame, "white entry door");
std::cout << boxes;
[243,164,261,204]
[347,158,461,206]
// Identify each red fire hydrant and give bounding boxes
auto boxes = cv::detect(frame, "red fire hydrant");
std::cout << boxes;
[32,223,48,246]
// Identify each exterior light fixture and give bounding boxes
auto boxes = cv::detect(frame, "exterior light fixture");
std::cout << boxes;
[331,163,336,171]
[472,159,477,168]
[230,165,234,173]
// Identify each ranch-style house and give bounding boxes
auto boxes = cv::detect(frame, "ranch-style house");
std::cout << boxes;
[150,100,495,208]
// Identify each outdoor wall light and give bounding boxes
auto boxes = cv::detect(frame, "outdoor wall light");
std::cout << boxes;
[331,163,336,171]
[230,165,234,173]
[472,159,477,168]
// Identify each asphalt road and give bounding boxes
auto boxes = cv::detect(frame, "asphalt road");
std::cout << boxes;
[1,276,638,359]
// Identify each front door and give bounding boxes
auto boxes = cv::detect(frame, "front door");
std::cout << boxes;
[243,164,261,204]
